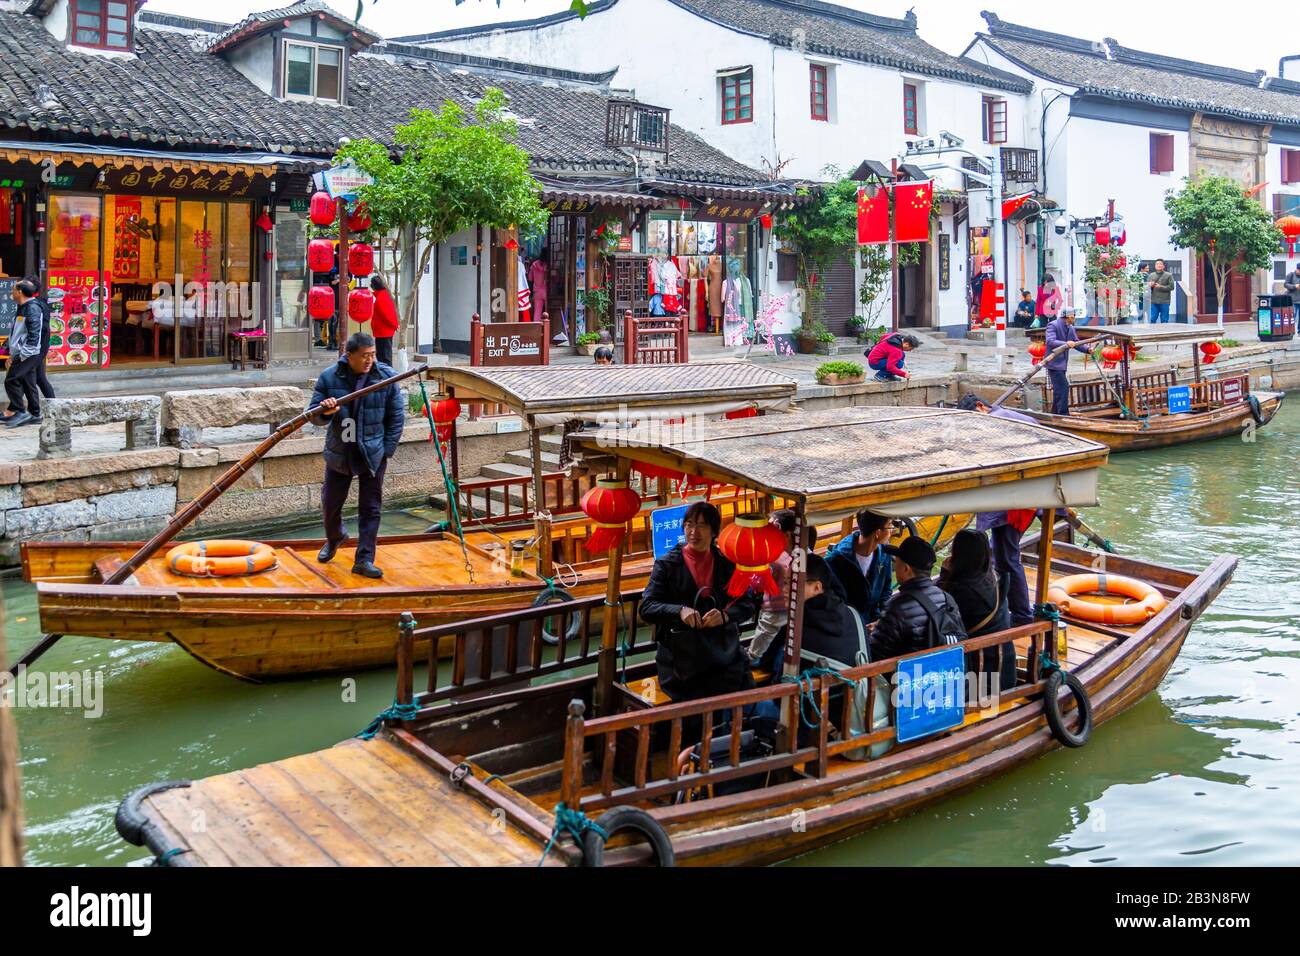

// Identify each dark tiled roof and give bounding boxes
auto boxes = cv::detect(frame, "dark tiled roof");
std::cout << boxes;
[0,10,768,188]
[136,10,232,35]
[207,0,381,53]
[400,0,1031,94]
[979,12,1300,126]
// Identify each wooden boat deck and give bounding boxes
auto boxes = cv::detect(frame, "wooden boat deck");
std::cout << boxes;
[137,736,549,866]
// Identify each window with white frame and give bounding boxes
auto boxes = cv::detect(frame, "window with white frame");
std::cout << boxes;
[284,41,343,103]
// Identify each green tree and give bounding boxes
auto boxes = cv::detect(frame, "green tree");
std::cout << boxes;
[336,88,548,350]
[772,172,858,329]
[1165,174,1281,327]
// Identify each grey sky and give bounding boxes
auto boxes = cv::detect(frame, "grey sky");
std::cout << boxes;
[145,0,1298,77]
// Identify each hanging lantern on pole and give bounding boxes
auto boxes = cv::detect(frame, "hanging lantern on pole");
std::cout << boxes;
[1200,340,1222,364]
[348,287,375,322]
[347,202,371,233]
[1028,341,1047,365]
[309,190,336,226]
[255,208,274,233]
[1101,344,1124,369]
[717,514,787,598]
[307,238,334,273]
[307,284,334,320]
[580,479,642,554]
[1277,215,1300,256]
[348,242,374,277]
[429,397,461,430]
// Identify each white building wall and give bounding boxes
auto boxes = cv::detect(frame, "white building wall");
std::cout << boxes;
[416,227,490,352]
[1265,141,1299,288]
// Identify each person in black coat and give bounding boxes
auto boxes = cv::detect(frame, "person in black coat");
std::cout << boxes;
[937,529,1016,693]
[639,501,760,705]
[308,332,405,578]
[798,553,860,667]
[870,536,967,661]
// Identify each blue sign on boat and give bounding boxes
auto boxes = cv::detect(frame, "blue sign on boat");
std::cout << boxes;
[1168,384,1191,414]
[894,645,966,743]
[650,504,689,559]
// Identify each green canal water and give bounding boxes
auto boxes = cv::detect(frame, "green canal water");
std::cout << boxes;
[4,404,1299,867]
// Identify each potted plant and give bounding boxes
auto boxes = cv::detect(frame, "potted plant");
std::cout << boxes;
[814,329,836,355]
[815,360,864,386]
[577,286,611,344]
[576,331,602,356]
[796,318,830,354]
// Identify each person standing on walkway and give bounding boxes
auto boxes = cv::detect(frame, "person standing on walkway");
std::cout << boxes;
[1147,260,1174,323]
[308,332,404,579]
[368,274,399,367]
[1285,265,1300,311]
[1043,308,1090,416]
[24,276,54,405]
[1034,274,1062,329]
[3,279,45,428]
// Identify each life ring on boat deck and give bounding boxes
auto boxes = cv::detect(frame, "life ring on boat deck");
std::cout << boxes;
[1046,573,1166,626]
[532,584,581,646]
[1247,394,1265,427]
[166,540,277,577]
[581,806,675,867]
[1043,669,1093,748]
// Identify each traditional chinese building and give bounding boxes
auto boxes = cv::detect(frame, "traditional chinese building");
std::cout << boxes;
[0,0,783,375]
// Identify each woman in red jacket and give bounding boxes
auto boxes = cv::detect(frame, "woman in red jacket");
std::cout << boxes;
[369,274,400,366]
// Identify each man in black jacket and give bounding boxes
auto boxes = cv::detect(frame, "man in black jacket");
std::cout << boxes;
[799,553,860,667]
[639,502,760,704]
[870,537,967,661]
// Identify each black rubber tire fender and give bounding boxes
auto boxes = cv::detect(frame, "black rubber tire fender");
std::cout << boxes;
[1247,394,1265,427]
[1043,669,1093,748]
[532,585,581,647]
[115,780,193,864]
[581,807,675,867]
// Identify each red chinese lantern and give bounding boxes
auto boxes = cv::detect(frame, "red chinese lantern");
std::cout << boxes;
[309,191,336,226]
[307,238,334,273]
[1095,225,1111,246]
[580,478,642,554]
[307,284,334,320]
[347,203,371,232]
[759,213,773,229]
[1028,341,1047,365]
[1200,340,1222,364]
[255,208,273,233]
[348,287,375,322]
[1101,344,1124,369]
[429,397,461,429]
[1278,215,1300,256]
[348,242,374,277]
[717,514,787,598]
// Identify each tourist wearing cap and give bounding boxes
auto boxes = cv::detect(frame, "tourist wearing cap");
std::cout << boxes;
[1043,308,1090,416]
[869,536,968,662]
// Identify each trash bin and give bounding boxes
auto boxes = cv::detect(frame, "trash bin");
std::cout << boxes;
[1256,294,1296,342]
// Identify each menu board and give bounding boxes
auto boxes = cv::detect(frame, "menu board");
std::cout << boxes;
[47,270,111,369]
[112,197,141,280]
[0,278,16,358]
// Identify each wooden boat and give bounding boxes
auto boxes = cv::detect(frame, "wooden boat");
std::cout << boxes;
[1022,324,1283,451]
[115,405,1237,866]
[19,362,968,682]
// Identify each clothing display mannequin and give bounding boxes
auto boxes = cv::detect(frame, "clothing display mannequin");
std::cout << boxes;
[706,255,724,330]
[528,255,548,322]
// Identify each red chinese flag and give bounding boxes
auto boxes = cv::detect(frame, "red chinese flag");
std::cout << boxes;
[857,186,889,245]
[892,180,933,243]
[1001,193,1032,220]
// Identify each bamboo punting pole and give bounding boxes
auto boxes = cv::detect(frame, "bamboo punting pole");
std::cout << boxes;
[990,334,1114,410]
[4,365,427,677]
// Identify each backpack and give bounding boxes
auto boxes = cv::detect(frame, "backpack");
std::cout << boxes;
[904,587,968,650]
[840,606,894,761]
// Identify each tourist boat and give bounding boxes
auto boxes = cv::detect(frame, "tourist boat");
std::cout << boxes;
[114,405,1236,866]
[18,364,964,682]
[1021,324,1283,451]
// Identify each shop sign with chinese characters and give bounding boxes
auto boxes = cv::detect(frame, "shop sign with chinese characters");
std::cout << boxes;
[94,167,259,197]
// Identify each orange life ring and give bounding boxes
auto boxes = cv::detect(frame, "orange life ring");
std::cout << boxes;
[1047,573,1166,626]
[166,540,276,577]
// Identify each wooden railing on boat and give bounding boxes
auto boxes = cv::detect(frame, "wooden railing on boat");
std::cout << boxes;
[456,470,659,526]
[397,588,656,708]
[1133,373,1249,417]
[559,620,1059,812]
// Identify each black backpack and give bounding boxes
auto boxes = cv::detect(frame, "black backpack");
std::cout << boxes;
[904,587,968,650]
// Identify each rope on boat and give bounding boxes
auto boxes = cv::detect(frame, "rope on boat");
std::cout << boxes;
[539,802,608,866]
[421,377,475,584]
[780,667,853,728]
[356,700,421,740]
[928,514,951,548]
[1034,602,1064,677]
[605,599,633,683]
[157,847,190,864]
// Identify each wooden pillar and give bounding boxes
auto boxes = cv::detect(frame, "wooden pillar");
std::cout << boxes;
[395,612,415,707]
[337,198,350,357]
[529,416,554,579]
[594,457,632,716]
[1192,341,1202,383]
[1035,507,1057,608]
[1120,347,1134,420]
[779,502,810,753]
[623,310,635,365]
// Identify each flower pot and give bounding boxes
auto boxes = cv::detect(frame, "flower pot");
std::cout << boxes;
[796,335,818,355]
[577,342,601,356]
[817,373,865,386]
[814,341,835,356]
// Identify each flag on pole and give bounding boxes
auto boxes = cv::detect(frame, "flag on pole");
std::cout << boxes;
[892,180,933,243]
[1001,193,1033,220]
[516,256,532,321]
[857,186,889,245]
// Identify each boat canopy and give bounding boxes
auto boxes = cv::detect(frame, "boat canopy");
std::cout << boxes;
[1033,324,1227,347]
[430,363,797,427]
[572,406,1109,524]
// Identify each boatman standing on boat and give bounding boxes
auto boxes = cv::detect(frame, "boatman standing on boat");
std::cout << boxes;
[1043,308,1091,416]
[309,332,405,579]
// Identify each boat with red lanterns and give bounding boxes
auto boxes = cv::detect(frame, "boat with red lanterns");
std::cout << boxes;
[1020,324,1283,451]
[17,364,967,682]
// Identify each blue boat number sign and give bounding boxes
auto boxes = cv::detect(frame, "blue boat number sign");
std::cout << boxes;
[651,504,689,559]
[1167,385,1191,414]
[894,645,966,743]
